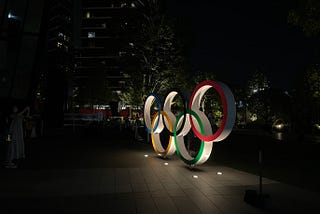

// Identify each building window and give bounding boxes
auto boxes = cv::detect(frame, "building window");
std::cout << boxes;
[7,11,19,20]
[88,32,95,38]
[88,40,95,47]
[119,51,126,56]
[57,42,62,48]
[86,12,90,18]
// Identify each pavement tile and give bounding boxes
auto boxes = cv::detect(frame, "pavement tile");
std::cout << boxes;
[153,197,179,214]
[171,196,202,214]
[1,135,319,214]
[135,198,159,214]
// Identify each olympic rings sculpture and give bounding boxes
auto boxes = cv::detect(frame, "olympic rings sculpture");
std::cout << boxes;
[144,80,236,166]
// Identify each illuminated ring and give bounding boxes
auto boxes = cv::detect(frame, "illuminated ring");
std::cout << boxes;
[143,79,236,166]
[162,90,187,136]
[189,80,236,142]
[174,109,213,165]
[151,111,176,157]
[144,93,161,134]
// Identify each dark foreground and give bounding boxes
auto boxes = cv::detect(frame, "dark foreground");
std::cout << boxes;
[0,126,319,213]
[214,129,320,193]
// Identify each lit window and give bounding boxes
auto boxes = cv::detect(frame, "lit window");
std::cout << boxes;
[88,32,95,38]
[131,3,136,7]
[119,51,126,56]
[57,42,62,48]
[249,114,257,122]
[86,12,90,18]
[8,11,18,19]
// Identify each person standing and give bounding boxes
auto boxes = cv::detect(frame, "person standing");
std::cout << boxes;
[134,114,143,141]
[1,110,16,168]
[8,105,30,163]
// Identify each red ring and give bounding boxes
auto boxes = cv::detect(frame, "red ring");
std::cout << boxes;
[188,80,228,142]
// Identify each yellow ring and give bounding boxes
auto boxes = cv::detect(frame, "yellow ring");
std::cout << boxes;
[151,110,174,157]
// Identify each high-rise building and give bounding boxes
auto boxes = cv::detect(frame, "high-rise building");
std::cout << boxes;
[45,0,73,127]
[0,0,45,105]
[74,0,139,113]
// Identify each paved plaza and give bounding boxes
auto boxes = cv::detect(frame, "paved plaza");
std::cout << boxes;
[1,131,319,213]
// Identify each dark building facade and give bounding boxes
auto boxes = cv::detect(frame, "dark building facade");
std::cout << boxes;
[74,0,139,112]
[44,0,73,127]
[0,0,45,108]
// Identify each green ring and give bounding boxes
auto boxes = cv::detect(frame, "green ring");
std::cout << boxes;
[173,109,205,165]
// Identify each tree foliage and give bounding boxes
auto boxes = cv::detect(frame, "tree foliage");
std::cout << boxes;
[292,64,320,134]
[120,0,187,108]
[288,1,320,133]
[246,71,271,124]
[120,72,145,108]
[247,70,270,97]
[191,70,216,88]
[73,73,117,109]
[304,64,320,126]
[288,0,320,37]
[305,64,320,98]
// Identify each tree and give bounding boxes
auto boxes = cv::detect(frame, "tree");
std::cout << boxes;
[288,0,320,37]
[120,72,145,109]
[305,64,320,99]
[288,1,320,135]
[73,72,116,109]
[247,70,270,96]
[128,0,186,94]
[304,64,320,130]
[246,71,271,125]
[191,70,216,88]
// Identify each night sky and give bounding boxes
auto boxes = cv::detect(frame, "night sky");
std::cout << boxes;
[166,0,316,90]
